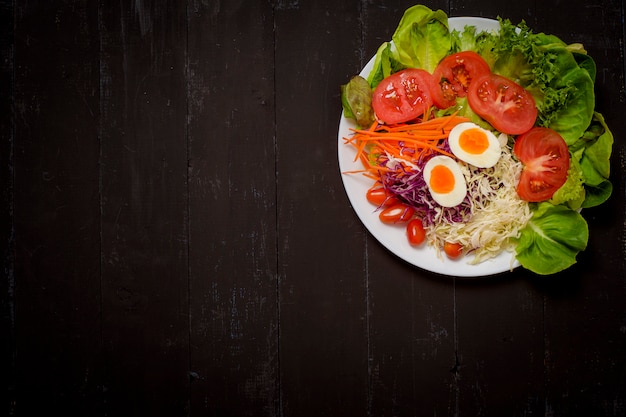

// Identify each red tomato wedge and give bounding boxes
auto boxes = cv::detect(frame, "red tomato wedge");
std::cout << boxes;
[467,73,538,135]
[372,69,434,124]
[513,127,570,202]
[432,51,491,109]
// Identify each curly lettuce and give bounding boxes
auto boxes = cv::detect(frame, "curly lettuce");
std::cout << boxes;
[486,20,596,145]
[391,5,451,73]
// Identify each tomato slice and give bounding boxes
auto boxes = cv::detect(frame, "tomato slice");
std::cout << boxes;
[467,73,537,135]
[432,51,491,109]
[372,69,434,124]
[513,127,570,202]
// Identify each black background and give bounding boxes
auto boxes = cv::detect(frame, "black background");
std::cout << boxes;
[2,0,625,416]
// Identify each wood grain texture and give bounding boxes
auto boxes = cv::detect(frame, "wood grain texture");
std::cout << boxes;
[12,0,102,415]
[2,0,625,416]
[187,1,279,415]
[533,2,626,415]
[274,1,369,415]
[1,0,15,414]
[99,0,189,415]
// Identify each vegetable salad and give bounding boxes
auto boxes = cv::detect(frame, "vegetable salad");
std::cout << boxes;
[340,5,613,275]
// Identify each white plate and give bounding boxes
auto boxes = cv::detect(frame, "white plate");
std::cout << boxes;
[338,17,519,277]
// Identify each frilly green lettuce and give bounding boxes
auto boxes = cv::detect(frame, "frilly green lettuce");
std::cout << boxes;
[486,20,596,145]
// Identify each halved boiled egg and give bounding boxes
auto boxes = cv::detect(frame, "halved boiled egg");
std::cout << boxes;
[448,122,502,168]
[423,155,467,207]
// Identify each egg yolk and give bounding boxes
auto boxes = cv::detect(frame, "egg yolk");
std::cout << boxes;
[429,165,455,193]
[459,128,489,154]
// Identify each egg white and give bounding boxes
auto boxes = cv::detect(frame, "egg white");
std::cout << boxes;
[448,122,502,168]
[423,155,467,207]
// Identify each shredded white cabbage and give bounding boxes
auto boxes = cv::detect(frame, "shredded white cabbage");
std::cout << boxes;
[426,144,533,264]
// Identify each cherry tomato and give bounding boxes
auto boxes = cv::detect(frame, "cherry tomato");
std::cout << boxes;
[467,73,537,135]
[366,186,399,207]
[406,219,426,246]
[513,127,570,202]
[443,242,463,259]
[372,69,434,124]
[432,51,491,109]
[378,204,415,224]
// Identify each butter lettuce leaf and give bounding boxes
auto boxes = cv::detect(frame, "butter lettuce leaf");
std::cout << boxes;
[451,24,500,64]
[578,112,613,180]
[367,42,405,88]
[515,202,589,275]
[582,180,613,208]
[366,5,451,87]
[390,5,451,73]
[570,112,614,207]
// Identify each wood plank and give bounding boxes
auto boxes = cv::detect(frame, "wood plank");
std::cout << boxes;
[12,1,103,414]
[3,0,624,415]
[367,262,458,416]
[0,0,15,414]
[99,1,189,415]
[274,0,369,414]
[453,273,545,414]
[186,1,280,414]
[533,0,626,414]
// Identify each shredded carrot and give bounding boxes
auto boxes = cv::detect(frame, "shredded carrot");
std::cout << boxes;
[342,114,469,182]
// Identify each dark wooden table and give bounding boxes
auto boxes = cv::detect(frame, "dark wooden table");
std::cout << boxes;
[2,0,625,416]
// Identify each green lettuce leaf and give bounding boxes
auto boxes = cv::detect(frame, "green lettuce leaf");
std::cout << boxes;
[569,112,614,207]
[367,42,405,88]
[340,75,375,128]
[390,5,451,73]
[451,24,499,63]
[515,202,589,275]
[434,97,493,130]
[541,57,595,145]
[573,50,596,82]
[579,112,613,180]
[489,20,595,145]
[582,180,613,208]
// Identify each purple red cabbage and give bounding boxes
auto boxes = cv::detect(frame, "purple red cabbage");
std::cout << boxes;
[375,140,474,226]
